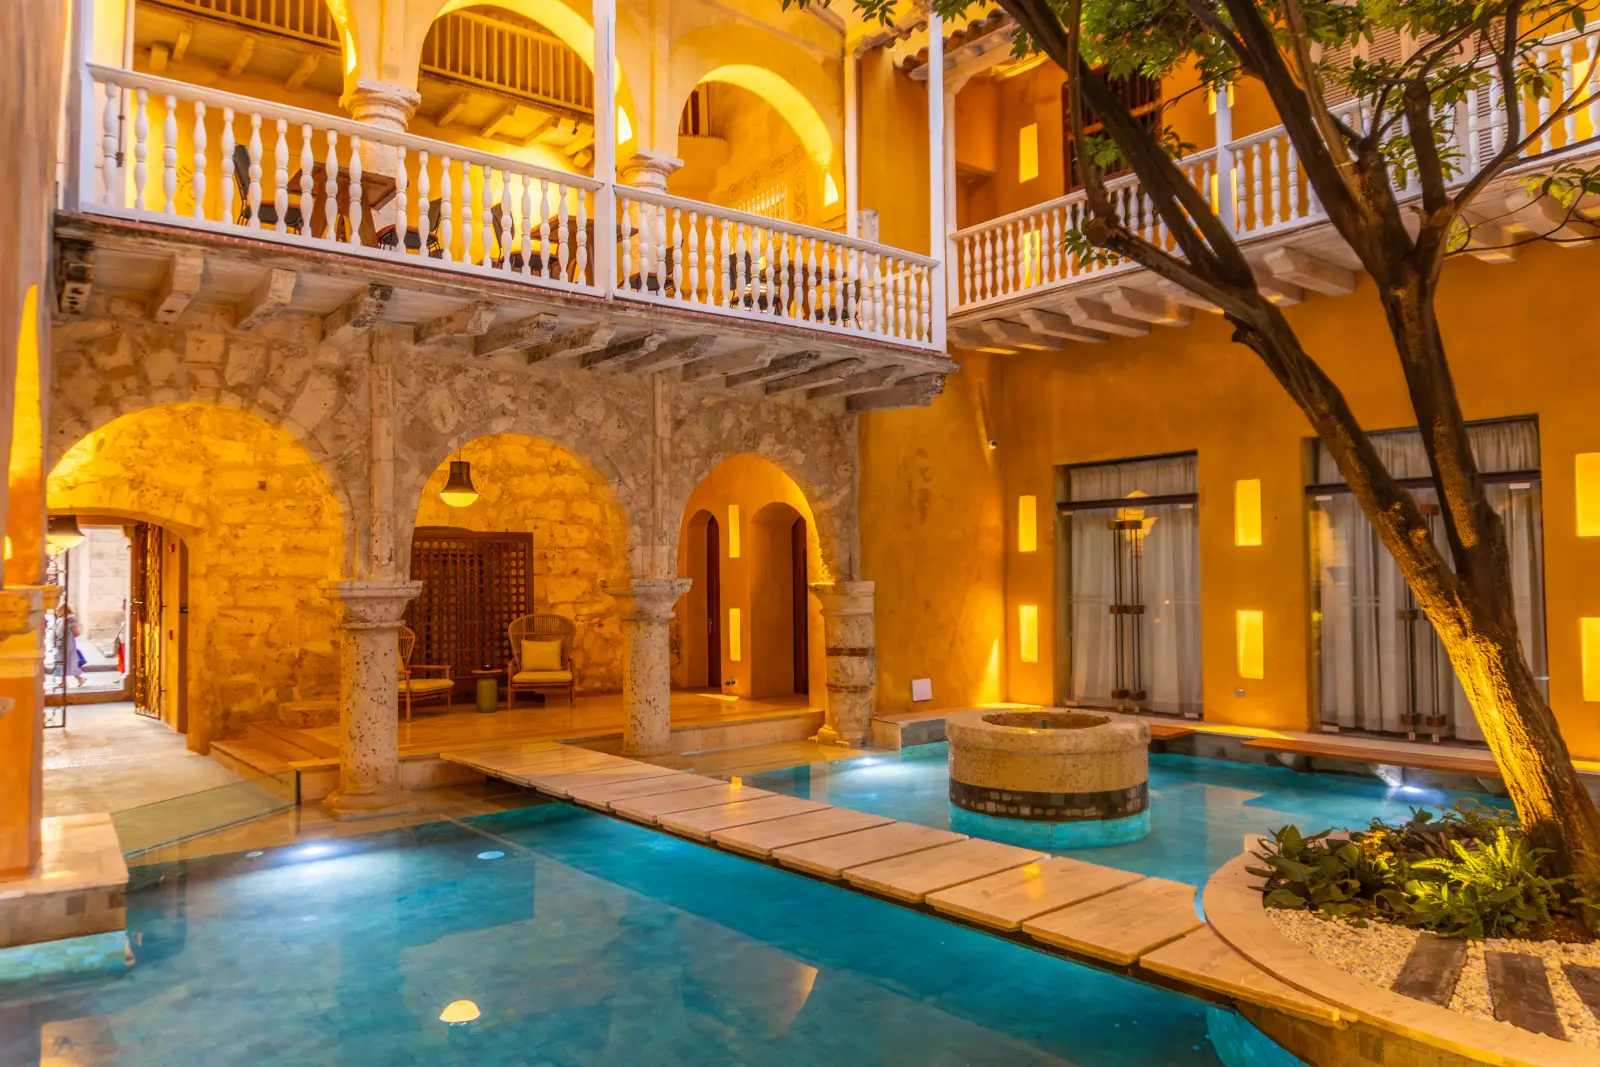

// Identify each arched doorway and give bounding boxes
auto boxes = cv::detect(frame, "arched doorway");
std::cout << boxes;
[406,432,630,710]
[675,455,824,703]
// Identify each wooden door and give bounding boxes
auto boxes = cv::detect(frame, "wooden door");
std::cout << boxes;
[791,516,809,695]
[129,522,166,719]
[705,515,721,688]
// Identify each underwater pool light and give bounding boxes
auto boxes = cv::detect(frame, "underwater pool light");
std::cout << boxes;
[477,851,505,860]
[440,1000,481,1025]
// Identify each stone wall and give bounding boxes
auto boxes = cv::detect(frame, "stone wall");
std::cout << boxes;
[413,434,629,692]
[48,404,345,746]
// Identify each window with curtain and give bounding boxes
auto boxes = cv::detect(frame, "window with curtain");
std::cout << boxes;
[1061,453,1203,717]
[1309,418,1546,742]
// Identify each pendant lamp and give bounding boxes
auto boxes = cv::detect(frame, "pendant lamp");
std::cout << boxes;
[47,514,87,551]
[439,459,480,508]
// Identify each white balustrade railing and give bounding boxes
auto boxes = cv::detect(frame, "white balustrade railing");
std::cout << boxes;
[613,187,940,346]
[953,29,1600,312]
[74,64,943,350]
[85,65,602,291]
[953,150,1216,309]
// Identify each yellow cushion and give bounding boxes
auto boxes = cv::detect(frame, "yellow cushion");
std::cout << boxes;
[521,639,563,672]
[513,669,572,685]
[401,678,455,695]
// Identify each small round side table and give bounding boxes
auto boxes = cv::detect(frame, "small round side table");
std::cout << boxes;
[468,668,501,714]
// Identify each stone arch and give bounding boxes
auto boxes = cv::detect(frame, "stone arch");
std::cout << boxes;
[395,0,644,146]
[47,403,350,746]
[665,26,840,169]
[49,317,368,575]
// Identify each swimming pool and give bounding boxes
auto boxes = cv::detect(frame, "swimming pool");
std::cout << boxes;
[748,743,1502,886]
[0,804,1298,1067]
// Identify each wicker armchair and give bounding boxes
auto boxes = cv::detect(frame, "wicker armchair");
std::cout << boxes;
[506,614,576,707]
[398,625,455,720]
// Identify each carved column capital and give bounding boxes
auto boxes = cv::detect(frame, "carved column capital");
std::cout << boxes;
[603,577,693,621]
[809,580,874,617]
[0,586,51,641]
[322,579,422,630]
[619,150,685,193]
[341,79,422,133]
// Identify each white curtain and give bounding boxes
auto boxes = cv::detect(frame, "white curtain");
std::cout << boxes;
[1313,420,1545,741]
[1067,455,1202,716]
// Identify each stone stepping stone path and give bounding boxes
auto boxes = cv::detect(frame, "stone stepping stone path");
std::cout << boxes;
[440,742,1347,1027]
[1564,963,1600,1020]
[1485,950,1566,1040]
[1391,933,1467,1006]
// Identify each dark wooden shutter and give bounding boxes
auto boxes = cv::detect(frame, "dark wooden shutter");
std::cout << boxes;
[405,528,534,679]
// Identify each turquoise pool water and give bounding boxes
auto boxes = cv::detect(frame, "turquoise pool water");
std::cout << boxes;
[0,804,1297,1067]
[750,744,1503,886]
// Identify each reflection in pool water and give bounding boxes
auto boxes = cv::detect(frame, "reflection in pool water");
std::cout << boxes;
[750,744,1505,887]
[1,804,1301,1067]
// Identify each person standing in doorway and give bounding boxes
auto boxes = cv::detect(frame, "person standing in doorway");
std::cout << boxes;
[51,604,87,687]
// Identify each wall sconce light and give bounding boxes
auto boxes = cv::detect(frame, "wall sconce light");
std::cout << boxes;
[1018,122,1039,182]
[1019,604,1039,663]
[1018,495,1037,553]
[1583,618,1600,702]
[727,504,741,558]
[1577,454,1600,536]
[1234,479,1262,547]
[438,460,479,508]
[1236,609,1264,680]
[728,607,742,662]
[47,514,86,552]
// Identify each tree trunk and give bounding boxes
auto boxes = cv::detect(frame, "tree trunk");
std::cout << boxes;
[1433,607,1600,879]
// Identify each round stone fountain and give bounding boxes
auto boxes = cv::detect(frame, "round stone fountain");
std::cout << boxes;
[945,708,1151,848]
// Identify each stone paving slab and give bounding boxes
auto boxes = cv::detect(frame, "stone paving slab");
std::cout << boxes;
[1023,877,1201,965]
[524,763,683,798]
[772,822,967,880]
[710,807,895,858]
[610,783,775,823]
[442,745,625,783]
[1140,926,1345,1025]
[656,796,831,842]
[564,773,729,810]
[925,855,1146,931]
[843,838,1044,903]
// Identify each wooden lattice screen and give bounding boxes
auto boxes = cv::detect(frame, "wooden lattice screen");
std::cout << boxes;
[405,528,534,681]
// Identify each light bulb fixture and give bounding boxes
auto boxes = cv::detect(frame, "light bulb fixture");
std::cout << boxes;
[439,460,480,508]
[46,514,86,551]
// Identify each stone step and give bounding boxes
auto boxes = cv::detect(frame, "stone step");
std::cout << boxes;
[1140,926,1345,1026]
[1391,932,1468,1007]
[924,855,1145,931]
[1022,876,1202,966]
[1484,951,1565,1040]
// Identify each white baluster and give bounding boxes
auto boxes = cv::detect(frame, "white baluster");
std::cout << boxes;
[685,212,700,304]
[190,102,207,221]
[1049,207,1064,282]
[703,213,717,304]
[778,232,791,317]
[1588,34,1600,147]
[734,222,747,307]
[459,158,475,263]
[981,230,993,300]
[808,238,822,322]
[1490,76,1506,154]
[538,177,551,278]
[619,197,633,291]
[480,163,492,262]
[101,85,121,205]
[1562,43,1577,146]
[1268,139,1281,226]
[220,108,236,221]
[347,137,363,245]
[498,168,512,268]
[1285,144,1299,220]
[999,223,1012,294]
[718,217,731,306]
[133,89,150,211]
[161,95,177,214]
[298,124,313,234]
[1234,156,1248,234]
[574,186,588,285]
[322,130,338,240]
[439,156,454,261]
[518,173,533,275]
[556,180,569,281]
[272,118,288,233]
[917,265,930,341]
[1250,142,1264,231]
[417,151,431,257]
[393,145,408,254]
[245,112,261,226]
[1538,49,1553,153]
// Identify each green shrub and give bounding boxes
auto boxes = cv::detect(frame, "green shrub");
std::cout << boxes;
[1403,828,1559,940]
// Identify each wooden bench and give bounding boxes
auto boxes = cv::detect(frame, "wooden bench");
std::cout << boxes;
[1242,737,1499,777]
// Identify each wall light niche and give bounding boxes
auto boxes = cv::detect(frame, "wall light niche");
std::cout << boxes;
[1019,604,1039,663]
[1236,609,1265,680]
[1018,123,1039,182]
[1577,454,1600,537]
[1234,479,1262,547]
[727,504,741,557]
[1583,617,1600,702]
[729,607,742,662]
[1018,495,1038,552]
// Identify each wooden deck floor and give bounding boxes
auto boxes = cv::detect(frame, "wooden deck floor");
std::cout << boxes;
[282,690,818,761]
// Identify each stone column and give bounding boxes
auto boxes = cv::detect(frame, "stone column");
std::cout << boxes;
[322,579,421,820]
[341,80,422,234]
[619,150,684,192]
[0,586,51,877]
[811,581,876,747]
[603,577,692,760]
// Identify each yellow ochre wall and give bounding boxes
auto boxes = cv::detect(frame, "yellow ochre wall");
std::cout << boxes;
[860,241,1600,759]
[673,455,825,704]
